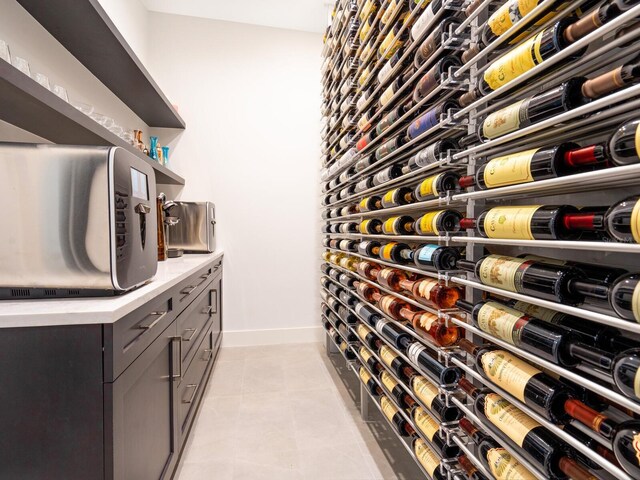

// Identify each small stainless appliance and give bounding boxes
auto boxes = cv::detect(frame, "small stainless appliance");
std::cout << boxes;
[0,144,158,299]
[166,202,216,253]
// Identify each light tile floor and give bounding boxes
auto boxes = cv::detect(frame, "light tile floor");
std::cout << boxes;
[174,342,419,480]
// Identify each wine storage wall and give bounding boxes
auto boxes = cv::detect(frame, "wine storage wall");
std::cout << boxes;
[319,0,640,479]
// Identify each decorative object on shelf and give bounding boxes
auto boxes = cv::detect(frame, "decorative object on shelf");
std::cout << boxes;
[149,135,159,161]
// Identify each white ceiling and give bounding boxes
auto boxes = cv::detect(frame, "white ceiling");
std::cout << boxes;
[141,0,331,33]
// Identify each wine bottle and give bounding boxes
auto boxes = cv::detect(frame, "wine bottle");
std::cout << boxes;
[611,420,640,477]
[460,18,586,106]
[411,0,443,40]
[459,415,538,480]
[414,244,461,271]
[356,322,379,350]
[480,61,640,140]
[379,345,411,380]
[413,437,447,480]
[412,310,461,347]
[337,321,357,342]
[407,342,462,384]
[338,304,357,325]
[374,317,413,351]
[458,142,611,190]
[414,18,462,68]
[360,218,383,234]
[359,365,383,396]
[339,222,359,234]
[359,196,383,212]
[564,0,640,42]
[357,130,377,152]
[457,254,596,304]
[460,381,568,479]
[378,51,410,86]
[359,0,378,23]
[357,109,374,132]
[457,299,586,366]
[380,394,410,434]
[339,339,357,360]
[457,454,490,480]
[373,163,403,185]
[358,240,382,257]
[414,209,463,235]
[378,17,410,60]
[413,55,461,102]
[561,423,621,470]
[355,177,374,193]
[381,369,408,404]
[355,302,383,326]
[461,205,580,240]
[410,374,461,422]
[459,339,573,422]
[380,241,415,263]
[404,139,459,173]
[375,136,407,161]
[339,255,359,271]
[339,290,357,307]
[413,406,460,458]
[376,100,414,138]
[407,100,458,139]
[608,273,640,322]
[379,68,416,108]
[380,272,462,309]
[382,215,416,235]
[382,186,415,208]
[609,118,640,166]
[413,171,460,201]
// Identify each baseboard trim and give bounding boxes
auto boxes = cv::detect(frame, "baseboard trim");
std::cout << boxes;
[221,326,323,347]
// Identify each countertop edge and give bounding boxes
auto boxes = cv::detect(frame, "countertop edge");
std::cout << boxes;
[0,251,224,328]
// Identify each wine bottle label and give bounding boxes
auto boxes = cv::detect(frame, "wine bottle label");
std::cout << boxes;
[360,219,372,234]
[477,301,526,345]
[487,448,536,480]
[381,371,399,392]
[418,210,444,235]
[407,343,426,366]
[484,393,541,447]
[381,0,400,24]
[415,69,438,99]
[411,3,436,40]
[483,149,537,188]
[414,407,439,439]
[418,173,443,198]
[356,93,367,111]
[379,296,396,316]
[358,114,371,132]
[417,245,438,263]
[383,189,397,205]
[378,59,395,85]
[360,346,373,362]
[414,438,439,476]
[380,84,396,106]
[635,123,640,157]
[483,206,541,240]
[360,20,372,42]
[478,255,529,292]
[379,31,401,59]
[383,217,402,235]
[380,346,399,368]
[359,66,372,87]
[513,301,563,323]
[409,108,439,139]
[359,366,373,385]
[487,0,538,37]
[412,376,438,406]
[339,342,348,354]
[360,0,377,21]
[378,110,402,135]
[631,199,640,244]
[632,283,640,324]
[480,350,540,403]
[417,279,438,299]
[416,312,438,332]
[484,31,543,91]
[375,318,389,336]
[357,324,371,342]
[482,99,530,139]
[381,243,397,260]
[381,396,399,423]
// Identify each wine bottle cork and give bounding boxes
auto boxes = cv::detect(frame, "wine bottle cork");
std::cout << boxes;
[459,89,480,107]
[581,67,624,99]
[563,11,603,43]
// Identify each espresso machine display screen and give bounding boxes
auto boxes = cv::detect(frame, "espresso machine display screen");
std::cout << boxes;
[131,167,149,200]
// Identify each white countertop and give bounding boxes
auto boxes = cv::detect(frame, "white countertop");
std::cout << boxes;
[0,251,224,328]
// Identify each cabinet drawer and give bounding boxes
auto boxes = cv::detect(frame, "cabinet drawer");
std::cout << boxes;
[177,280,216,370]
[177,323,215,441]
[175,261,221,314]
[105,290,176,382]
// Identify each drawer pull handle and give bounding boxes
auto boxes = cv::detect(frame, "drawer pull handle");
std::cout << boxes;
[138,311,168,330]
[181,285,197,296]
[203,348,214,361]
[200,273,211,281]
[171,336,183,379]
[183,383,199,404]
[182,328,198,342]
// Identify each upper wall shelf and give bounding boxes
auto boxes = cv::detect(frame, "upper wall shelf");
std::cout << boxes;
[0,60,185,185]
[16,0,186,129]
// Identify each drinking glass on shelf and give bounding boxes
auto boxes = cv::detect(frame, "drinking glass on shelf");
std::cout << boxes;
[0,39,10,63]
[31,72,51,90]
[52,85,68,102]
[69,99,94,115]
[12,56,31,76]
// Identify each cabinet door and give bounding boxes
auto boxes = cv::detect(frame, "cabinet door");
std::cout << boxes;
[105,324,180,480]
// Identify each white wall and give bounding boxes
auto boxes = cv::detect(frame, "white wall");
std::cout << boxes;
[97,0,150,66]
[146,13,323,345]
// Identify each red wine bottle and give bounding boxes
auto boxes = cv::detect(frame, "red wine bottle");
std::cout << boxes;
[376,100,413,136]
[407,100,458,139]
[413,171,460,201]
[379,242,414,263]
[382,215,416,235]
[360,195,383,212]
[360,218,383,234]
[413,244,461,271]
[410,372,462,422]
[461,205,580,240]
[359,364,383,396]
[404,138,459,173]
[413,55,461,102]
[381,186,415,208]
[358,240,382,257]
[414,209,462,235]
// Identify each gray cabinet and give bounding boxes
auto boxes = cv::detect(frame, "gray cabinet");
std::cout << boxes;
[0,257,223,480]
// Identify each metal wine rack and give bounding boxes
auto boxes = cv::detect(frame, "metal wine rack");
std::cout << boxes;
[320,0,640,478]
